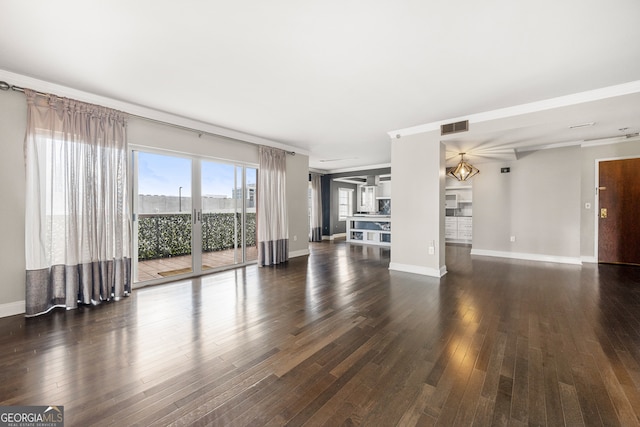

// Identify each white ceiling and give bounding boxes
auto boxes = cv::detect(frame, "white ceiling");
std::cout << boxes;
[1,1,640,172]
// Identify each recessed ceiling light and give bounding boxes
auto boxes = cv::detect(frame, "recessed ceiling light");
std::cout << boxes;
[569,122,595,129]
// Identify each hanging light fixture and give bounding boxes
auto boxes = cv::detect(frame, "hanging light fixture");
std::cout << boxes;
[447,153,479,181]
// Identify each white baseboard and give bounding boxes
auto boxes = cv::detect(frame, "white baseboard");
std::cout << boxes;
[389,262,447,278]
[0,300,25,318]
[470,249,582,265]
[581,256,598,264]
[289,249,310,258]
[322,233,346,241]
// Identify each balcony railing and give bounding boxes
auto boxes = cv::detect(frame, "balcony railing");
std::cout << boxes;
[137,212,256,261]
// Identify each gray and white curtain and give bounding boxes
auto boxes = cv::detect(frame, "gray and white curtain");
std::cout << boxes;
[257,146,288,266]
[309,173,322,241]
[24,89,131,316]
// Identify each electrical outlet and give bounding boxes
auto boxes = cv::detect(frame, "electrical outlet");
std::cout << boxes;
[293,235,297,241]
[510,236,516,242]
[428,246,435,255]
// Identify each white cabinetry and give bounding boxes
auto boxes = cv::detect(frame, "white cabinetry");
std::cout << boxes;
[445,185,473,243]
[376,181,391,199]
[444,217,473,242]
[347,216,391,246]
[359,186,377,212]
[445,217,457,239]
[457,217,473,240]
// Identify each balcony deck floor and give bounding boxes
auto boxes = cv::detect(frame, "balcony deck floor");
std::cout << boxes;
[136,246,258,282]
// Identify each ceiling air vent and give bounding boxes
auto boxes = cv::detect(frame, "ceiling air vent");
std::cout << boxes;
[441,120,469,136]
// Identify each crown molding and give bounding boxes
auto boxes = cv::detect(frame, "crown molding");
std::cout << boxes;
[388,80,640,139]
[0,69,308,156]
[321,163,391,174]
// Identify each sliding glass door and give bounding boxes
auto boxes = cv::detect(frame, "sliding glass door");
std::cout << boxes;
[134,151,193,282]
[132,149,257,284]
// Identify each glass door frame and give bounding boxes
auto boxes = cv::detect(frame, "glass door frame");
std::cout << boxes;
[130,145,258,288]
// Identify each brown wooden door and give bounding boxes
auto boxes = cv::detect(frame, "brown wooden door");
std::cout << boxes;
[598,158,640,265]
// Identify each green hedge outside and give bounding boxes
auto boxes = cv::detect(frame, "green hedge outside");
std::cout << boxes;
[138,212,256,261]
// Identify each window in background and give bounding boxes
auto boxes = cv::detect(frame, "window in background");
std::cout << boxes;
[338,188,353,221]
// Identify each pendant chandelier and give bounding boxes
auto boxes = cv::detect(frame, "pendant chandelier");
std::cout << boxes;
[447,153,479,181]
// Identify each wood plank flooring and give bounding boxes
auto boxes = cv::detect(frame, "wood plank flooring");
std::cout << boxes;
[2,242,640,425]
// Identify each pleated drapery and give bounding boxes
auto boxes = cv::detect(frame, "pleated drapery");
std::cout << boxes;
[24,89,131,316]
[257,146,289,266]
[309,173,323,241]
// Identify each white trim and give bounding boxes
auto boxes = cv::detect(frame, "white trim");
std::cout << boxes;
[581,134,640,148]
[594,154,640,263]
[516,134,640,153]
[0,300,25,318]
[322,233,346,241]
[594,158,600,263]
[338,188,354,221]
[516,139,584,153]
[289,249,310,258]
[389,262,448,278]
[470,249,582,265]
[323,163,391,174]
[0,69,307,156]
[388,80,640,138]
[581,256,598,264]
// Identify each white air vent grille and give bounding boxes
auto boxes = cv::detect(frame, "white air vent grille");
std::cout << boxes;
[441,120,469,136]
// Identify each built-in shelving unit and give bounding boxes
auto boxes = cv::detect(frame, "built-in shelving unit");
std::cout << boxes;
[346,216,391,246]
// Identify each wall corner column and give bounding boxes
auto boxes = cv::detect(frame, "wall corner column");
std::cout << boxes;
[389,134,446,277]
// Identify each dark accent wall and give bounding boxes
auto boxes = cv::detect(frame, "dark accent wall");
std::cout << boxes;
[321,167,391,237]
[321,174,332,236]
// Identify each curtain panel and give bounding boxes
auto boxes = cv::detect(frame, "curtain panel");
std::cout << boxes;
[257,146,289,266]
[309,173,323,242]
[24,90,131,316]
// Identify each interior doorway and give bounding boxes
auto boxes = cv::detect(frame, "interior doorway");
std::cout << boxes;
[597,157,640,265]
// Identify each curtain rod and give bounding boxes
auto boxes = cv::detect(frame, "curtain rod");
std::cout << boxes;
[0,80,296,156]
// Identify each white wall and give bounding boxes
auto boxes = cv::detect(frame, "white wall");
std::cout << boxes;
[0,91,26,315]
[128,117,259,164]
[390,134,446,277]
[472,146,582,263]
[286,153,311,256]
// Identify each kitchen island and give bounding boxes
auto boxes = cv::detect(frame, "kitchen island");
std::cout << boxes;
[346,215,391,246]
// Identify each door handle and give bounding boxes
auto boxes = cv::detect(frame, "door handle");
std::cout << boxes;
[600,208,607,219]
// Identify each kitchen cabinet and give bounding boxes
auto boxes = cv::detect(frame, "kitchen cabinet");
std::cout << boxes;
[445,194,458,209]
[445,216,472,242]
[445,217,458,239]
[376,181,392,199]
[457,217,473,240]
[359,186,377,212]
[445,184,472,243]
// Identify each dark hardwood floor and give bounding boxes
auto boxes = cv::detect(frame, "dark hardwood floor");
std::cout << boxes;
[2,242,640,426]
